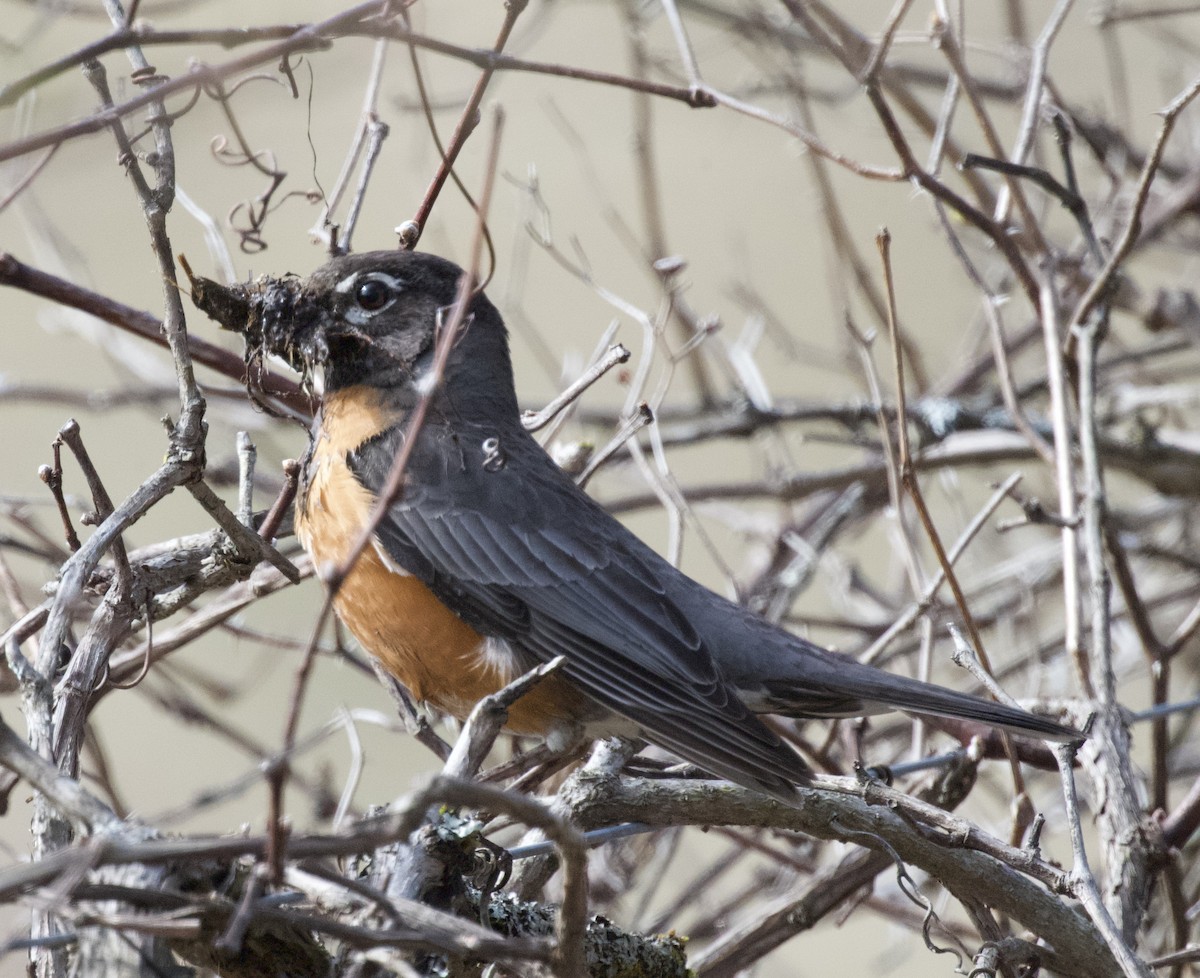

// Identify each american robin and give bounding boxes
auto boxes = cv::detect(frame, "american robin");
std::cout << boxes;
[192,249,1077,801]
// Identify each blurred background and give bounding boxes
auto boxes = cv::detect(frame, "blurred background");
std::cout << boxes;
[2,2,1200,975]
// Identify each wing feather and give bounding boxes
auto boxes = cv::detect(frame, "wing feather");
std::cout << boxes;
[353,423,810,795]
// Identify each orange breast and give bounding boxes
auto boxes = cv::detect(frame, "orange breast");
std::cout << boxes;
[295,386,592,737]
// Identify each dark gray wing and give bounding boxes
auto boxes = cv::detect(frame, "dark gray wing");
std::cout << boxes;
[350,419,811,799]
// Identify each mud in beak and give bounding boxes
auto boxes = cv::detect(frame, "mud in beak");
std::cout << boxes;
[181,257,321,376]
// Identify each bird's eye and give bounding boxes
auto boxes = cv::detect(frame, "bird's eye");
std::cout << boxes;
[355,278,392,312]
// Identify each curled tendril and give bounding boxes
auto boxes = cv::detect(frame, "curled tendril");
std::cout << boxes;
[830,816,967,972]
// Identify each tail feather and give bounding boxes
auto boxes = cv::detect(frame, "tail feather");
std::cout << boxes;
[863,678,1079,742]
[764,661,1080,743]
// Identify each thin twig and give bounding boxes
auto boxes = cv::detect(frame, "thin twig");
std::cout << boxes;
[521,344,630,432]
[1070,74,1200,329]
[442,658,566,781]
[186,481,301,584]
[1038,270,1090,696]
[1053,743,1154,978]
[401,2,526,247]
[575,404,655,489]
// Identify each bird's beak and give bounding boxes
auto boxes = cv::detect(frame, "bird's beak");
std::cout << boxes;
[180,255,260,336]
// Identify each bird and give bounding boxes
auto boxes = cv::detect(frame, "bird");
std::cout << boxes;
[190,248,1078,802]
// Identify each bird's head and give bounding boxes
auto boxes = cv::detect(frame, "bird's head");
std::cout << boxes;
[186,250,507,400]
